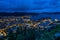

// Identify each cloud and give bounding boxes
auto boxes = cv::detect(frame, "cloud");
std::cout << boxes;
[0,0,60,12]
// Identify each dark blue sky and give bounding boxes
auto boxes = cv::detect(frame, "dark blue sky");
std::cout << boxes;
[0,0,60,12]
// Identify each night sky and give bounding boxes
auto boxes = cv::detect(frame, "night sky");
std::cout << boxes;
[0,0,60,12]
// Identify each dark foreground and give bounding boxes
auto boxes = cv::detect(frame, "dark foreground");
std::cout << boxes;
[0,12,60,40]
